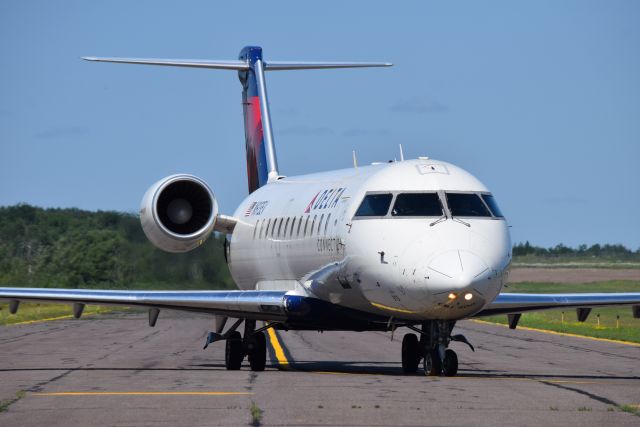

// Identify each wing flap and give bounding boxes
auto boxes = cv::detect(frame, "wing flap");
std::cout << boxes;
[475,292,640,317]
[0,288,288,321]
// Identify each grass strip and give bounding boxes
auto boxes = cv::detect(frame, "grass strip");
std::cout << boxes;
[483,281,640,343]
[0,303,126,326]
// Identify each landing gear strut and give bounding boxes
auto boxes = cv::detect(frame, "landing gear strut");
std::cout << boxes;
[225,330,244,370]
[247,331,267,371]
[401,320,471,377]
[401,333,420,374]
[217,319,267,371]
[423,349,442,376]
[420,320,459,377]
[442,349,458,377]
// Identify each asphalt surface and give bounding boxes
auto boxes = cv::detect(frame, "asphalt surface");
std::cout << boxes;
[0,311,639,426]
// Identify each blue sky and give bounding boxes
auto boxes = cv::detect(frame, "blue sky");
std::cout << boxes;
[1,1,639,248]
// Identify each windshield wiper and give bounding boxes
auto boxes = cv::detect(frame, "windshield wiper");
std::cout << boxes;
[429,215,447,227]
[452,217,471,227]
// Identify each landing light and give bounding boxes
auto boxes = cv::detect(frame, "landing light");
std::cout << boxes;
[464,293,473,301]
[448,293,457,300]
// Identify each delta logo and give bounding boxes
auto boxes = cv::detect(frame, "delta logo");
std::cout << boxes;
[304,187,346,213]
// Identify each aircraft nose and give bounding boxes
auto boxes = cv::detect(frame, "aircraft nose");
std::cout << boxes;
[426,250,489,294]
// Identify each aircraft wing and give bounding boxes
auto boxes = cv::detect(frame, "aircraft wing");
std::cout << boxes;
[0,287,291,321]
[475,292,640,317]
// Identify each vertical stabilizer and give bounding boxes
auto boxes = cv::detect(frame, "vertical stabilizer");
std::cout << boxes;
[238,47,278,193]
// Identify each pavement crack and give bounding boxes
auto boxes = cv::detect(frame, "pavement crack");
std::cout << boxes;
[246,371,258,391]
[0,390,26,413]
[27,368,76,393]
[540,380,618,407]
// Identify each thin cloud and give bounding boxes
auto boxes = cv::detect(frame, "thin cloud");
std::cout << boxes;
[278,125,333,136]
[390,97,448,114]
[34,125,89,140]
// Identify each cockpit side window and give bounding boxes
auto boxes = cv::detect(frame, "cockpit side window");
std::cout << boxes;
[481,194,504,218]
[446,193,492,217]
[392,193,443,217]
[354,193,393,217]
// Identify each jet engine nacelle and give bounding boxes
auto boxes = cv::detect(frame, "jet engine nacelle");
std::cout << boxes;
[140,174,218,253]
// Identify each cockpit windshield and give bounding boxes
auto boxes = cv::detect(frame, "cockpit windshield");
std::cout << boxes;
[481,194,504,218]
[446,193,492,217]
[353,191,504,220]
[354,193,393,217]
[392,193,443,217]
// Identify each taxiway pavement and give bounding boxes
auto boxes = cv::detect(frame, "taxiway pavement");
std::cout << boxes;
[0,311,638,426]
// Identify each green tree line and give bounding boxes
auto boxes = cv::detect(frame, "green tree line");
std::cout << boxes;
[0,204,235,290]
[513,241,640,260]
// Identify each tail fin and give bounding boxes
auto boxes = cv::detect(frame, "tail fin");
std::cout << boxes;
[83,47,392,193]
[238,47,273,193]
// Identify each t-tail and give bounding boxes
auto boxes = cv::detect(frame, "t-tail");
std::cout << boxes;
[82,46,392,193]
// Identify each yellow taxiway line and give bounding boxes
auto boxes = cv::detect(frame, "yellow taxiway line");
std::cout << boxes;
[472,319,640,347]
[7,314,76,326]
[34,391,252,396]
[266,327,290,367]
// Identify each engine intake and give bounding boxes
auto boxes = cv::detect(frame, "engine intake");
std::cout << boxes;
[140,174,218,253]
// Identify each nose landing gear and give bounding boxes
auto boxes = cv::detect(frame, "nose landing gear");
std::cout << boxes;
[442,349,458,376]
[401,333,421,373]
[401,320,471,377]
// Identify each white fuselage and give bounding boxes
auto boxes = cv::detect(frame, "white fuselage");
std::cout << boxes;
[227,158,512,320]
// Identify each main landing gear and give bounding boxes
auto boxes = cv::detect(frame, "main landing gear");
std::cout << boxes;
[206,319,268,371]
[401,320,473,377]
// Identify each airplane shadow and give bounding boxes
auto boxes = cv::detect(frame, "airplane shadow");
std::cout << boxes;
[250,360,640,381]
[1,364,637,382]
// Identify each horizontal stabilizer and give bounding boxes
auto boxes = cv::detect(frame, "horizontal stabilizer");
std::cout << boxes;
[82,57,392,72]
[264,61,392,71]
[82,57,250,70]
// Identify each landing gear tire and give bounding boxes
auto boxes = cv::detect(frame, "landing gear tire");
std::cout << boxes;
[401,333,420,374]
[423,350,442,376]
[442,349,458,377]
[248,331,267,372]
[225,331,244,370]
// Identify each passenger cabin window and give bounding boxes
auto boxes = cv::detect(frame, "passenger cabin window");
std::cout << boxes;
[446,193,491,217]
[277,218,283,237]
[354,193,393,217]
[392,193,442,217]
[296,216,302,237]
[481,194,504,218]
[324,213,331,234]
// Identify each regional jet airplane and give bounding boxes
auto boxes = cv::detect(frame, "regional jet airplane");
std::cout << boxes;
[2,46,639,376]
